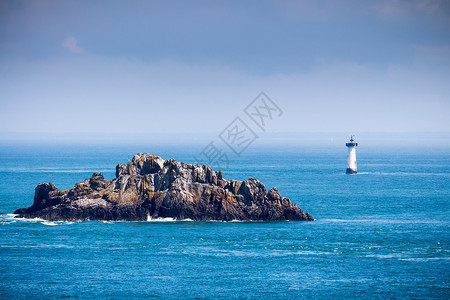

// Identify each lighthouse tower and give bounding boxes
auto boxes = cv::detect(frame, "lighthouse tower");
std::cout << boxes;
[345,135,358,174]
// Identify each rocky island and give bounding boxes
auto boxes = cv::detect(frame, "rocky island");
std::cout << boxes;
[14,153,313,221]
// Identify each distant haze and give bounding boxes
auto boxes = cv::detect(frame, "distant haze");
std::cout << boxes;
[1,0,449,136]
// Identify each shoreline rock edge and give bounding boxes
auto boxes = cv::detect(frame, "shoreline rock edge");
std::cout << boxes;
[14,153,314,221]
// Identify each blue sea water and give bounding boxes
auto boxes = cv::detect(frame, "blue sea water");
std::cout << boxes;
[0,143,449,299]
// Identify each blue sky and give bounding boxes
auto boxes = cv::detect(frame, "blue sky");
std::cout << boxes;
[1,0,449,135]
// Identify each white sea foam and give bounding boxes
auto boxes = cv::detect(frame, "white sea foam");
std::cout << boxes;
[145,215,194,222]
[184,248,335,258]
[146,216,176,222]
[0,214,76,225]
[42,221,59,226]
[398,257,450,262]
[40,220,76,226]
[366,253,450,262]
[11,215,47,223]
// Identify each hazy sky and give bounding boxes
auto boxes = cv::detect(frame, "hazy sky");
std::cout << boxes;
[1,0,449,134]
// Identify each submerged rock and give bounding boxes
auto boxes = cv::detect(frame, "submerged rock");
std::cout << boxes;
[14,153,314,221]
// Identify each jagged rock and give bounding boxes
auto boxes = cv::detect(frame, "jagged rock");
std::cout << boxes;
[14,153,314,221]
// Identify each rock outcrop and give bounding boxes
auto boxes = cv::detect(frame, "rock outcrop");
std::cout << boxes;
[14,153,314,221]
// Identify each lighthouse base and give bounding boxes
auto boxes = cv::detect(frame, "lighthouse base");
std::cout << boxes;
[346,168,357,174]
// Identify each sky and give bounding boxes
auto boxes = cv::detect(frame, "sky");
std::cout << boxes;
[1,0,449,138]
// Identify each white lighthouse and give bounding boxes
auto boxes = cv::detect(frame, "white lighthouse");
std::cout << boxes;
[345,135,358,174]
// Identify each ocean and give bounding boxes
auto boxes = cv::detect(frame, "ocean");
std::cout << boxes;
[0,143,449,298]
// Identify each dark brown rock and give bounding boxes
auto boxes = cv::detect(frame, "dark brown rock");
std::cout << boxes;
[14,153,314,221]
